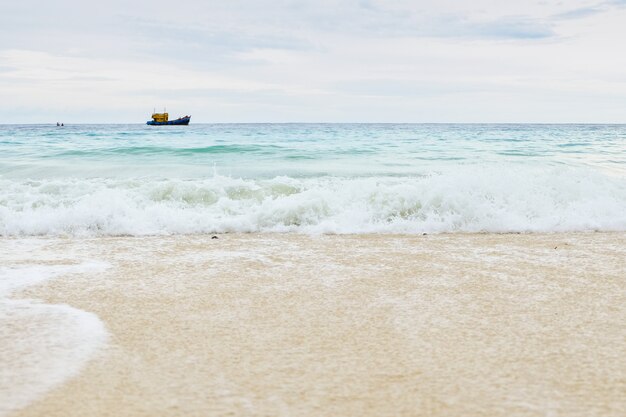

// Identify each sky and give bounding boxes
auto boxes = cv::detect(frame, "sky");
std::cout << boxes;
[1,0,626,123]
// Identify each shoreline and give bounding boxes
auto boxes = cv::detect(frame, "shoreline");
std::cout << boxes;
[2,229,626,238]
[2,232,625,416]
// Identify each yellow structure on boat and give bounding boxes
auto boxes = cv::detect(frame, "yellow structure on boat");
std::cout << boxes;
[151,112,169,123]
[147,110,191,125]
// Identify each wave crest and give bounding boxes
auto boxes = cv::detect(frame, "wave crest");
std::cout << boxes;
[1,166,625,235]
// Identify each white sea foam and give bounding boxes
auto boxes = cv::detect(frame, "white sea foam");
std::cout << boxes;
[1,165,625,236]
[0,262,109,416]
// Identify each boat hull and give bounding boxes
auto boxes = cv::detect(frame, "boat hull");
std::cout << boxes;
[147,116,190,126]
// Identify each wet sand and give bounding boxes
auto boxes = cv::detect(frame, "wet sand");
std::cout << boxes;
[3,233,626,417]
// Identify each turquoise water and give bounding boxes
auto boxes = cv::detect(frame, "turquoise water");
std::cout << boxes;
[1,124,625,234]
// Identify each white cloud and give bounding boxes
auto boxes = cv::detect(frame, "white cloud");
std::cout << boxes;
[1,0,625,122]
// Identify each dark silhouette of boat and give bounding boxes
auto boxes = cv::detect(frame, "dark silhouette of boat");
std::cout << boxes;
[147,112,191,125]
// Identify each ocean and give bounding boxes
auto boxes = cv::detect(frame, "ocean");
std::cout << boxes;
[1,123,625,235]
[2,123,625,416]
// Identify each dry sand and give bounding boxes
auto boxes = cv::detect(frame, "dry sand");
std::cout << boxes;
[3,233,626,417]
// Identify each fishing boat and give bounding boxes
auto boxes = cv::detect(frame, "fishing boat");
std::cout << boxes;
[146,112,191,126]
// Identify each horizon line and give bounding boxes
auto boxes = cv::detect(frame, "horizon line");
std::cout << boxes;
[1,122,626,126]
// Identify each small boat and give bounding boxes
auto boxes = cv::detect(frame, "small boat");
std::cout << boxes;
[147,112,191,126]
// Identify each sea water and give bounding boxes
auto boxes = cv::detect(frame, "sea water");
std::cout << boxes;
[1,123,625,235]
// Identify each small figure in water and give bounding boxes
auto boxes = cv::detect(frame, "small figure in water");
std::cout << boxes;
[56,122,60,126]
[61,123,64,126]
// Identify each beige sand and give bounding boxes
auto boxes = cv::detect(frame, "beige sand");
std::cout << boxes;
[4,233,626,417]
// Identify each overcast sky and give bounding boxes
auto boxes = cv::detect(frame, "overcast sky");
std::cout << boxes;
[1,0,626,123]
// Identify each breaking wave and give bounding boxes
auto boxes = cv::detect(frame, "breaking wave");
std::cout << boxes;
[1,165,625,236]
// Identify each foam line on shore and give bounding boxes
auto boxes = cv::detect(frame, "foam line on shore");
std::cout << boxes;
[0,262,109,416]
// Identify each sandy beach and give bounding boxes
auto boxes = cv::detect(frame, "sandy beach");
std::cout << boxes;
[2,233,625,417]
